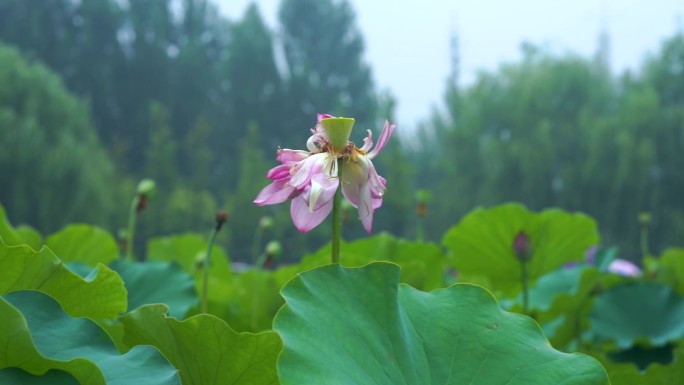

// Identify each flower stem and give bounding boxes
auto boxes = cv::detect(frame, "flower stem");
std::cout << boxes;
[416,217,425,242]
[201,225,219,314]
[126,195,139,261]
[332,158,343,264]
[640,226,650,258]
[520,260,529,315]
[251,227,264,267]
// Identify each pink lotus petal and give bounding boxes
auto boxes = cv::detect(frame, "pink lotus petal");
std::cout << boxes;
[317,113,335,122]
[254,180,297,206]
[358,181,374,234]
[608,259,642,277]
[290,153,325,188]
[367,120,396,159]
[291,194,333,233]
[266,164,292,180]
[277,149,310,164]
[309,173,339,212]
[360,129,373,152]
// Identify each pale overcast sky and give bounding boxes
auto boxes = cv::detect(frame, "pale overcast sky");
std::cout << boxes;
[217,0,684,129]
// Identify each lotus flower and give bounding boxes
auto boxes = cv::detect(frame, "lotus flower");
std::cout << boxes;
[254,114,395,233]
[607,259,642,277]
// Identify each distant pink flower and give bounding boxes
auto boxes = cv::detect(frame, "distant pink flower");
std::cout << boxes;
[607,259,642,277]
[254,114,395,233]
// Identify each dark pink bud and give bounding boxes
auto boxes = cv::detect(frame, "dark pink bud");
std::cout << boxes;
[513,231,532,261]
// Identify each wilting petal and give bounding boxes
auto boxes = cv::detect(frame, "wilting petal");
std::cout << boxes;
[254,180,297,206]
[290,153,327,188]
[277,149,310,164]
[291,194,333,233]
[358,181,374,234]
[309,173,339,212]
[360,129,373,152]
[340,161,367,208]
[365,158,387,196]
[367,120,396,159]
[266,164,292,180]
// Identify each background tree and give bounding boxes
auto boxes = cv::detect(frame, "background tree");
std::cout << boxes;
[0,44,117,232]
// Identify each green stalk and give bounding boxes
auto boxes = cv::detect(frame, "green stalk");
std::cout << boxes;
[520,260,529,315]
[416,217,424,242]
[126,195,140,261]
[331,158,343,264]
[640,226,650,258]
[201,225,219,314]
[251,227,264,266]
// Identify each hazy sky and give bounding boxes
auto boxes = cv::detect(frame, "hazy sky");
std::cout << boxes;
[217,0,684,129]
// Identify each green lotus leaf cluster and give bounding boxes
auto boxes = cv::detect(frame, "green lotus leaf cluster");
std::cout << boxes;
[443,203,599,296]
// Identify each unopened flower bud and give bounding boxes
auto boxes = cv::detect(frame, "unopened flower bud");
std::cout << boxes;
[215,211,229,230]
[194,252,207,271]
[259,216,274,230]
[513,231,532,261]
[638,212,651,229]
[136,178,157,198]
[265,240,282,258]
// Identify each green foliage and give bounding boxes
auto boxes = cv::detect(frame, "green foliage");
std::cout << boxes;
[110,260,197,318]
[0,291,180,385]
[121,304,281,385]
[655,248,684,294]
[600,346,684,385]
[274,262,609,384]
[0,368,79,384]
[443,203,599,295]
[418,35,684,257]
[0,43,117,233]
[589,282,684,349]
[46,224,119,266]
[0,241,126,319]
[147,232,231,278]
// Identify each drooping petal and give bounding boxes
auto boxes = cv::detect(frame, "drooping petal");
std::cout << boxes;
[360,129,373,152]
[358,156,384,194]
[290,153,327,188]
[254,179,298,206]
[291,194,334,233]
[308,173,339,212]
[366,120,396,159]
[277,149,310,164]
[266,164,292,180]
[340,160,368,208]
[357,180,374,234]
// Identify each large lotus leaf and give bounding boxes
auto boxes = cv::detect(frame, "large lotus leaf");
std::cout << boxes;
[0,291,180,385]
[110,260,197,318]
[0,368,79,385]
[275,233,446,291]
[656,248,684,294]
[0,241,126,319]
[0,203,33,247]
[15,225,42,250]
[46,224,119,266]
[120,304,281,385]
[274,262,609,385]
[589,282,684,349]
[525,264,589,312]
[442,203,599,295]
[202,269,283,332]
